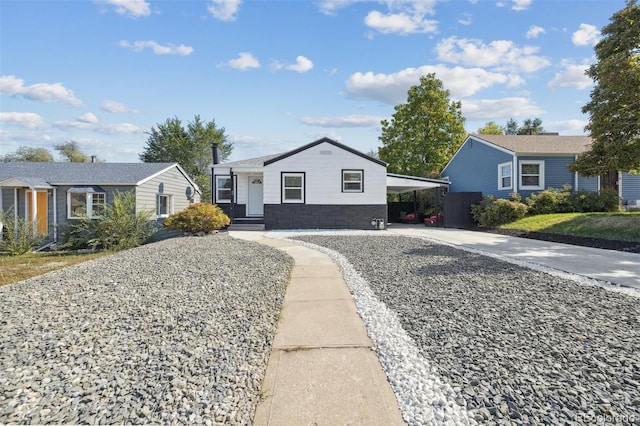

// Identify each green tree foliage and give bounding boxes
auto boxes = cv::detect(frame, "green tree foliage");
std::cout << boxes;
[139,115,232,202]
[378,74,466,177]
[571,0,640,175]
[477,121,504,135]
[1,146,54,162]
[55,141,96,162]
[502,118,545,135]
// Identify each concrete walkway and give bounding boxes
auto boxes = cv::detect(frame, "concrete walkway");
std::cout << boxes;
[385,224,640,290]
[239,237,405,426]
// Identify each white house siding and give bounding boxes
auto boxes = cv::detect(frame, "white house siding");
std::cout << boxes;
[263,142,386,205]
[136,166,200,217]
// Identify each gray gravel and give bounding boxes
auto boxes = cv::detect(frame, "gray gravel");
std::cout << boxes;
[0,233,293,425]
[289,233,640,426]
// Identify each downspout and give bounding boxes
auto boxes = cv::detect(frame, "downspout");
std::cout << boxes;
[513,154,518,194]
[53,187,57,242]
[229,168,234,224]
[574,155,579,191]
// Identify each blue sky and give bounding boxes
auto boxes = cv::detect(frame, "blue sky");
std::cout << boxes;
[0,0,625,163]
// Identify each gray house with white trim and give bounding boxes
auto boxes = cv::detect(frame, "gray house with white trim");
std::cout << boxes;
[0,162,201,244]
[441,134,640,205]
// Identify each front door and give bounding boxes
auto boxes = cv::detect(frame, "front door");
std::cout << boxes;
[26,190,48,235]
[600,171,619,192]
[247,176,264,216]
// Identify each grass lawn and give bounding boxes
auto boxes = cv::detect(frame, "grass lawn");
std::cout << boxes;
[0,251,109,286]
[500,212,640,242]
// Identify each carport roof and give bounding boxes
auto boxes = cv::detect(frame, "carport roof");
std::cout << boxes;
[386,173,449,194]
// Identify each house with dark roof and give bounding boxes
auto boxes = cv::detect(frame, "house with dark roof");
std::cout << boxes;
[441,134,640,206]
[0,162,201,244]
[211,137,450,230]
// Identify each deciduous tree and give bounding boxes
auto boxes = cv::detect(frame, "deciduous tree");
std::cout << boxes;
[570,0,640,175]
[55,141,95,162]
[1,146,54,162]
[477,121,504,135]
[378,74,466,177]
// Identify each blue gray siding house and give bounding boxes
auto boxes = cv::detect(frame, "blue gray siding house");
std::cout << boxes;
[0,162,201,244]
[441,134,640,205]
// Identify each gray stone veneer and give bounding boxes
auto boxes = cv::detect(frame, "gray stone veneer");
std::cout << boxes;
[264,204,387,230]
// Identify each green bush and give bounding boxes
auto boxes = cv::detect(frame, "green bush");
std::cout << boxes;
[62,191,155,251]
[471,195,528,227]
[163,203,230,234]
[526,185,573,215]
[569,189,620,212]
[0,209,44,255]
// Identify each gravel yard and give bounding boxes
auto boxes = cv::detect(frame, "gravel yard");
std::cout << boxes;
[0,234,293,425]
[291,234,640,426]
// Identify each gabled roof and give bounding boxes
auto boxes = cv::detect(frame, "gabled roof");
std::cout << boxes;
[214,137,386,169]
[0,162,200,191]
[471,134,592,155]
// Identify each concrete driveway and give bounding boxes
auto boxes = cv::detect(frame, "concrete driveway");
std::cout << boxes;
[386,223,640,291]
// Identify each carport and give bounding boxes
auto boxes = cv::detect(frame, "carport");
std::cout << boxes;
[386,173,450,224]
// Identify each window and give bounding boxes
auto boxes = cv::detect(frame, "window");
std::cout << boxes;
[498,162,512,190]
[282,173,304,203]
[216,176,232,202]
[157,194,171,217]
[519,160,544,190]
[342,170,363,192]
[67,189,106,219]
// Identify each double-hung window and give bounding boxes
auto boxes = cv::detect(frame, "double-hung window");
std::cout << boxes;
[342,170,363,192]
[157,194,171,217]
[67,187,106,219]
[519,160,545,190]
[282,173,304,203]
[216,176,232,203]
[498,162,512,190]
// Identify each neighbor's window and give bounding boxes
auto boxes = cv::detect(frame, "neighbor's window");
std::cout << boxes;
[157,194,171,217]
[216,176,232,202]
[67,191,106,219]
[498,162,512,190]
[519,160,544,190]
[342,170,363,192]
[282,173,304,203]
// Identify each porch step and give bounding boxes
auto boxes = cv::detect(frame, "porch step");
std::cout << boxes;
[228,223,266,231]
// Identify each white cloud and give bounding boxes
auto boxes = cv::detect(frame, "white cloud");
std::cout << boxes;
[78,113,99,124]
[572,23,600,46]
[102,100,137,113]
[345,65,525,104]
[511,0,532,11]
[461,97,545,120]
[436,37,550,73]
[103,0,151,18]
[277,56,314,73]
[548,61,592,90]
[0,75,82,106]
[364,10,438,35]
[298,114,384,128]
[119,40,194,56]
[318,0,359,15]
[526,25,545,39]
[227,52,260,70]
[207,0,242,22]
[546,119,588,135]
[458,13,472,26]
[0,112,45,129]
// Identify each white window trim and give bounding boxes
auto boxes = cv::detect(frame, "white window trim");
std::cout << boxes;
[215,176,232,203]
[157,194,172,218]
[498,162,513,190]
[67,191,106,219]
[519,160,545,190]
[342,169,364,193]
[282,172,305,203]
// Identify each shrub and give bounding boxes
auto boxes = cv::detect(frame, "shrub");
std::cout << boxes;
[526,185,573,215]
[471,195,528,227]
[62,191,155,251]
[0,209,44,255]
[163,203,230,234]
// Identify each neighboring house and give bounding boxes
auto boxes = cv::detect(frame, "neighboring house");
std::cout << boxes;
[441,134,640,205]
[211,137,391,230]
[0,162,201,244]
